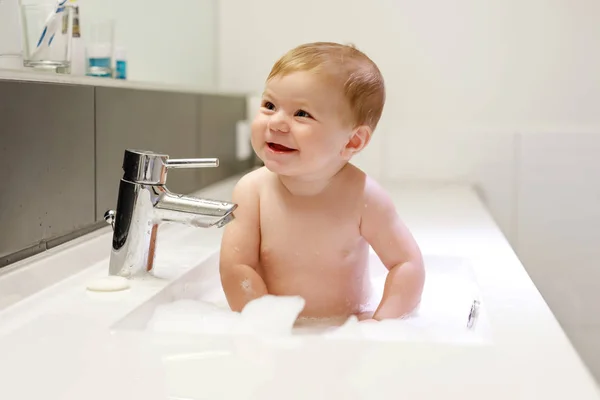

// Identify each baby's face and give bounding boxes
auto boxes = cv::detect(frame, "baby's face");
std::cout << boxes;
[251,71,355,178]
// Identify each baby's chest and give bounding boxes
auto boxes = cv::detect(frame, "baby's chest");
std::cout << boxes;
[259,198,361,252]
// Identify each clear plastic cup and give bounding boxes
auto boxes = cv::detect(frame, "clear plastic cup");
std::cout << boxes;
[20,3,74,73]
[86,19,115,77]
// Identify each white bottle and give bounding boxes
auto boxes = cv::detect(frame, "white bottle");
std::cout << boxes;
[69,1,86,75]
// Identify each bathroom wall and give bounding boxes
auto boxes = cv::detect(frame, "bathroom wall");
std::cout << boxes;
[0,0,23,68]
[0,79,250,267]
[0,0,218,88]
[514,132,600,382]
[216,0,600,247]
[78,0,218,88]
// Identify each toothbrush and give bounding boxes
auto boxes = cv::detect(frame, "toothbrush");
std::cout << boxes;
[30,0,68,58]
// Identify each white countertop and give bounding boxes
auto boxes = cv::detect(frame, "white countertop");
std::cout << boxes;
[0,174,598,400]
[0,67,246,96]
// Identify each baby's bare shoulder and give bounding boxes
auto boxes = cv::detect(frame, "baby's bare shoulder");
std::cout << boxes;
[233,167,271,197]
[362,173,396,216]
[339,164,396,216]
[237,166,269,184]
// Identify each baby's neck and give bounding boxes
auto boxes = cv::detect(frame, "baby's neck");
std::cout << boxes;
[278,163,350,196]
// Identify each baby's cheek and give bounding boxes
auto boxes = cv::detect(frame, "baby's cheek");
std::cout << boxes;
[250,119,266,140]
[250,114,265,130]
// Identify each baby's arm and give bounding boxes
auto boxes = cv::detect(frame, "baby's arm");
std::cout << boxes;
[360,179,425,320]
[219,173,267,312]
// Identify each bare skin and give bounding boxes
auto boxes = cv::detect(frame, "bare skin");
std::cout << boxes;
[259,164,370,319]
[220,165,424,322]
[219,70,425,323]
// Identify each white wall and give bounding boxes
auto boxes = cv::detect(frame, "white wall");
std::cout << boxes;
[0,0,218,88]
[79,0,217,88]
[0,0,25,68]
[217,0,600,242]
[515,132,600,381]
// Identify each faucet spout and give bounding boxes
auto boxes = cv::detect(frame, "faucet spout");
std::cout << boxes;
[154,190,237,228]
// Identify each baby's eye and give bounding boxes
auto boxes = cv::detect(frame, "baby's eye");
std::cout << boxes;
[295,109,312,118]
[262,101,275,110]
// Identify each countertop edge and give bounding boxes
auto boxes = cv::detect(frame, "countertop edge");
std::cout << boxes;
[0,68,249,97]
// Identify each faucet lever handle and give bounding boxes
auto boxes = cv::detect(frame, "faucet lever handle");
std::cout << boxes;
[166,158,219,169]
[121,150,219,185]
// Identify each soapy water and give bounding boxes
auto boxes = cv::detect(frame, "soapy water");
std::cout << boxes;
[146,255,484,343]
[147,295,305,337]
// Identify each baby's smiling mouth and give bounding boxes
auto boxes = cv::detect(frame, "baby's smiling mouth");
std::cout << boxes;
[267,142,298,153]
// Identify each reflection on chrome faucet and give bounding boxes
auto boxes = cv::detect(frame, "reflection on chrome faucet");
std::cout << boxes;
[104,149,238,278]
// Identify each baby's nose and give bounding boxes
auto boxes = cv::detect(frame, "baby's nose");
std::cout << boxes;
[269,113,290,133]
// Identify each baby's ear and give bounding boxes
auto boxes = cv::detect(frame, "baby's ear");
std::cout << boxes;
[341,125,372,159]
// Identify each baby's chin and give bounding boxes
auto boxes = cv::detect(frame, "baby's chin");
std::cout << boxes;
[261,158,305,176]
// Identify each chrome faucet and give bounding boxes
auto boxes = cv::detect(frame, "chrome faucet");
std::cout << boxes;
[103,149,238,278]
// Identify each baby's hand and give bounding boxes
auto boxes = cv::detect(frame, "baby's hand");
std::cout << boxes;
[357,311,378,323]
[359,318,378,324]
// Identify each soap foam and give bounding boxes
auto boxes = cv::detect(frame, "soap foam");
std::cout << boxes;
[146,257,482,342]
[147,295,305,337]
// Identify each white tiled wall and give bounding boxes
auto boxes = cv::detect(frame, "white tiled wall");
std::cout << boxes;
[217,0,600,248]
[384,129,519,241]
[515,132,600,381]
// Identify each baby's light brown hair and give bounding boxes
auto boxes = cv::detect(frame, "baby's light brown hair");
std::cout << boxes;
[267,42,386,131]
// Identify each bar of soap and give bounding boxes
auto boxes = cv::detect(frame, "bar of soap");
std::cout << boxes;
[86,276,130,292]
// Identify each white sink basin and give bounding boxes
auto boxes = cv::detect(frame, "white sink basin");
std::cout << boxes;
[112,249,492,345]
[111,249,493,399]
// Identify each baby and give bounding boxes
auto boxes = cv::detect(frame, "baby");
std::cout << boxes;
[219,42,424,323]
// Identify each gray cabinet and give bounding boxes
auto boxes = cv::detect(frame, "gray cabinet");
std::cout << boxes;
[196,94,248,188]
[0,81,95,262]
[0,80,248,267]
